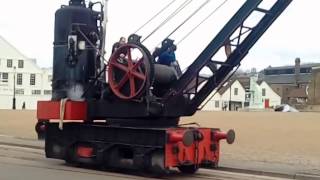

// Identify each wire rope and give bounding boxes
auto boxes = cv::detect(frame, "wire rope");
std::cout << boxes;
[177,0,228,45]
[165,0,211,40]
[141,0,193,43]
[134,0,177,34]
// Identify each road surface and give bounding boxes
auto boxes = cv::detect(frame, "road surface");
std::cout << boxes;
[0,143,296,180]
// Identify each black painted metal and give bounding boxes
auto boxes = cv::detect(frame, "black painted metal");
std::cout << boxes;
[187,0,293,114]
[42,0,293,173]
[163,0,263,101]
[161,0,292,116]
[47,0,292,120]
[52,1,101,100]
[45,123,166,170]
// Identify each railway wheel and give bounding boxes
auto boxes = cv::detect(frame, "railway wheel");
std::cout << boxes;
[35,120,48,139]
[149,150,168,175]
[108,43,154,100]
[178,165,199,174]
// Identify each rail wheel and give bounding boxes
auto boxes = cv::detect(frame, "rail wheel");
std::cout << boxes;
[108,43,154,100]
[178,165,199,174]
[35,120,48,139]
[149,150,168,175]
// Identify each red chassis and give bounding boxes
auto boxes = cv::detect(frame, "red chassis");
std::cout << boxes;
[36,100,235,172]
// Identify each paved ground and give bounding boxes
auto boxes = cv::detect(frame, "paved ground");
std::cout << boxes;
[0,142,296,180]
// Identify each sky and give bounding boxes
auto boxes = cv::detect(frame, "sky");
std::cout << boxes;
[0,0,319,71]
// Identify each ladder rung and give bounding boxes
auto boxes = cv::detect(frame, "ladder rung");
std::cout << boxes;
[255,7,270,14]
[211,61,232,67]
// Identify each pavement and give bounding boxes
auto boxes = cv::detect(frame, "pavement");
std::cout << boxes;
[0,135,319,180]
[0,134,43,149]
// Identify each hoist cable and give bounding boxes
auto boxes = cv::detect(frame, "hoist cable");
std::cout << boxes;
[134,0,177,34]
[141,0,193,43]
[165,0,211,40]
[176,0,229,77]
[177,0,228,45]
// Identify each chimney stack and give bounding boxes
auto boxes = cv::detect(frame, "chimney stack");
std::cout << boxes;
[295,57,301,86]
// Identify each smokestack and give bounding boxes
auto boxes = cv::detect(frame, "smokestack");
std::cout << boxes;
[295,57,301,86]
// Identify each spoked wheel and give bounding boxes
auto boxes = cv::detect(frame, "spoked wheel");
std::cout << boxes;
[108,43,153,100]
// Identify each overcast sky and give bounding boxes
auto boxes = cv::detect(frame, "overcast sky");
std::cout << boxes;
[0,0,319,71]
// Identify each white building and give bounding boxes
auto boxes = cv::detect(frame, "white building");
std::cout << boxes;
[202,80,246,111]
[260,81,281,108]
[0,35,52,109]
[202,76,281,111]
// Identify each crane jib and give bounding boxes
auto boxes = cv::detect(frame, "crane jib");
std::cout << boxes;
[162,0,293,116]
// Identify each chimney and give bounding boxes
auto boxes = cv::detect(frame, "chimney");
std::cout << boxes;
[295,57,301,86]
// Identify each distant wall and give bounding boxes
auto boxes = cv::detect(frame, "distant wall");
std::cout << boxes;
[0,95,50,109]
[308,67,320,105]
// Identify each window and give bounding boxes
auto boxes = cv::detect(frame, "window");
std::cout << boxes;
[15,89,24,95]
[18,60,24,68]
[262,88,266,96]
[48,75,52,82]
[32,90,41,95]
[234,88,238,96]
[44,90,52,95]
[17,73,23,85]
[7,59,12,68]
[30,74,36,85]
[1,73,8,83]
[215,101,219,108]
[300,68,311,73]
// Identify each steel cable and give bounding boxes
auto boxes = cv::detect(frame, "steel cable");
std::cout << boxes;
[134,0,177,34]
[141,0,193,43]
[177,0,228,45]
[176,0,229,74]
[165,0,211,40]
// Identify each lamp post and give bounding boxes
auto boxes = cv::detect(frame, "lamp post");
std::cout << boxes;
[12,66,16,110]
[229,80,232,111]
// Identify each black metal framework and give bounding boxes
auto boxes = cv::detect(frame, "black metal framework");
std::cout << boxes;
[162,0,292,115]
[45,123,166,170]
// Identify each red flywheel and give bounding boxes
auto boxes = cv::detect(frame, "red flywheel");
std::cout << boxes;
[108,43,153,100]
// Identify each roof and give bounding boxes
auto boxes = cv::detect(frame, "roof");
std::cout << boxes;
[217,83,231,95]
[261,74,311,84]
[217,79,245,95]
[288,88,307,98]
[236,76,250,89]
[0,35,27,59]
[264,63,320,70]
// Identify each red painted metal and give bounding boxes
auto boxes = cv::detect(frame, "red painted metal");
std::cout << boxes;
[214,129,235,144]
[108,44,148,100]
[77,146,94,158]
[165,128,221,168]
[214,131,228,141]
[168,130,185,143]
[37,101,87,121]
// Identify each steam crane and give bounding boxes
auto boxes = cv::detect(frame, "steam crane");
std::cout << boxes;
[36,0,292,174]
